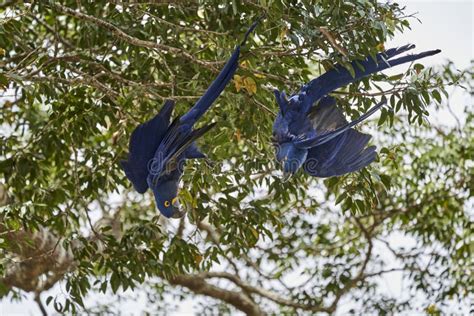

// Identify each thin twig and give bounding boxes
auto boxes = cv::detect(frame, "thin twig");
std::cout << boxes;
[319,27,348,57]
[50,3,223,70]
[34,292,48,316]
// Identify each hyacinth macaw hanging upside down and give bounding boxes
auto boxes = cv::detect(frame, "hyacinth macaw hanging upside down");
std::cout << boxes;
[272,44,441,180]
[121,19,261,218]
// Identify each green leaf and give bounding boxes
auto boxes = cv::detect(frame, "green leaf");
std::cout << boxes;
[110,272,120,294]
[0,73,8,87]
[387,73,404,81]
[432,89,442,104]
[335,193,347,205]
[378,109,387,126]
[413,63,425,73]
[46,296,53,306]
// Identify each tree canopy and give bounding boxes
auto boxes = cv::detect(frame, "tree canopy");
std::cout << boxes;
[0,1,472,315]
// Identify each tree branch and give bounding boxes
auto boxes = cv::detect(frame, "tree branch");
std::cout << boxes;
[319,27,348,57]
[169,274,263,316]
[0,184,119,295]
[200,271,333,313]
[49,3,223,70]
[34,292,48,316]
[326,217,374,313]
[0,224,77,292]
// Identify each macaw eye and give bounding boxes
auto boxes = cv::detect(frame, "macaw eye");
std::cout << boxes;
[164,200,170,207]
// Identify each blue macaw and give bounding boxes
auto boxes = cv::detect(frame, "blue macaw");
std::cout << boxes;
[121,19,260,218]
[272,44,441,180]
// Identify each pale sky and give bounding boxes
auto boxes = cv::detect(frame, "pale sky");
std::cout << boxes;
[2,1,473,315]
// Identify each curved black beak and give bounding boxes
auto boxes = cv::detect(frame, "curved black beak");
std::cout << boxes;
[171,199,186,218]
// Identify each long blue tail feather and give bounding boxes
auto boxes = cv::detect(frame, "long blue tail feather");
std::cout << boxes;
[301,47,441,105]
[180,18,262,125]
[121,100,176,193]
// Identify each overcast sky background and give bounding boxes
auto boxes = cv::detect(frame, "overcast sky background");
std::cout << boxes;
[2,0,473,315]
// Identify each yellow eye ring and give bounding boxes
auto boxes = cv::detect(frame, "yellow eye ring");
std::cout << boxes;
[164,200,170,207]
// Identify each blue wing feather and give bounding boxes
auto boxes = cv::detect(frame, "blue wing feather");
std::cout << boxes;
[273,45,440,178]
[295,99,386,149]
[148,122,216,185]
[305,96,347,133]
[304,129,375,177]
[121,100,175,193]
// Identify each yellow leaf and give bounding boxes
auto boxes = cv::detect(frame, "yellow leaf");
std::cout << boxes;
[233,74,243,92]
[279,27,288,42]
[376,43,385,52]
[240,60,249,68]
[321,60,333,72]
[179,189,197,209]
[250,227,259,240]
[254,73,266,79]
[194,254,203,265]
[425,304,439,315]
[0,48,5,57]
[243,77,257,95]
[248,227,259,246]
[235,129,241,142]
[385,15,396,32]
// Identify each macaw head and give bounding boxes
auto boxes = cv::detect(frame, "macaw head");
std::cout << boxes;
[275,142,308,182]
[151,180,185,219]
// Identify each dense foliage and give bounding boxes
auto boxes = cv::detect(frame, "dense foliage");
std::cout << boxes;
[0,1,471,314]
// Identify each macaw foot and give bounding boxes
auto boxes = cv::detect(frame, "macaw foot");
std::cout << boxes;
[281,171,292,183]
